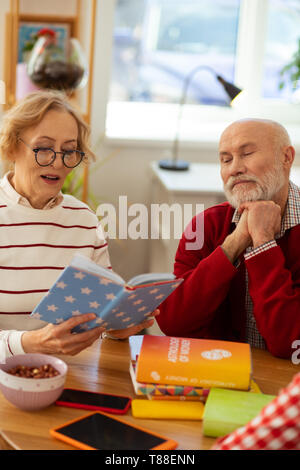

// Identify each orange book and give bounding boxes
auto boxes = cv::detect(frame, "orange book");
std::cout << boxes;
[136,335,252,391]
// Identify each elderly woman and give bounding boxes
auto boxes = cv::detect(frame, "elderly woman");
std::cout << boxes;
[0,91,154,360]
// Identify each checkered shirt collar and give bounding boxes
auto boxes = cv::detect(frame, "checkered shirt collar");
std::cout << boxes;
[232,181,300,237]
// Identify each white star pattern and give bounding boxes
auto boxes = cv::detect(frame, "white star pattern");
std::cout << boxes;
[47,304,58,312]
[31,312,41,320]
[81,287,92,295]
[74,271,86,280]
[116,311,125,317]
[31,261,183,332]
[57,282,67,289]
[72,310,81,316]
[100,278,113,285]
[55,318,64,324]
[106,293,116,300]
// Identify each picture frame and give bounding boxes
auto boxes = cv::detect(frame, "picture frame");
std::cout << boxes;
[17,17,74,63]
[12,15,77,113]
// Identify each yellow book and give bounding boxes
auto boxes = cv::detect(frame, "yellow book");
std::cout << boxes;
[131,399,205,420]
[147,395,206,401]
[136,335,252,391]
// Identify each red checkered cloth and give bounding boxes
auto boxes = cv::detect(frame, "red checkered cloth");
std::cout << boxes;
[212,373,300,450]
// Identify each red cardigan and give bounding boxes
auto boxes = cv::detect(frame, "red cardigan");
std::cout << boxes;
[157,202,300,358]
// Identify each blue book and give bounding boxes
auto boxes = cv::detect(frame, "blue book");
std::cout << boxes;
[30,254,183,332]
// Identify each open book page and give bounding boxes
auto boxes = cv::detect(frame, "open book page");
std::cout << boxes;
[102,279,183,331]
[31,256,183,332]
[30,265,125,332]
[71,254,176,287]
[128,273,176,286]
[70,254,125,285]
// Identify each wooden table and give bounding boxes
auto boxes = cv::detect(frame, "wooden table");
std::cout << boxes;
[0,337,299,451]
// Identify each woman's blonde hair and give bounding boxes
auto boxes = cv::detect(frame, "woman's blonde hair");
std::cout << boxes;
[0,90,96,165]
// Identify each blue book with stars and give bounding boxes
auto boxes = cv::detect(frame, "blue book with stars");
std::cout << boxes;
[30,254,183,332]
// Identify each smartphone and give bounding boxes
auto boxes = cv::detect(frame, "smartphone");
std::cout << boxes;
[55,388,131,414]
[50,411,178,450]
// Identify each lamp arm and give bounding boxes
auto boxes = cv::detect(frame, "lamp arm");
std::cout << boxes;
[172,65,218,163]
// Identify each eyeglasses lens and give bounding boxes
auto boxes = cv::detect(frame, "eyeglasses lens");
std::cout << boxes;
[36,149,82,168]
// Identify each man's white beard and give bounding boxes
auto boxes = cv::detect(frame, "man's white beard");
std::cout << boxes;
[224,162,286,209]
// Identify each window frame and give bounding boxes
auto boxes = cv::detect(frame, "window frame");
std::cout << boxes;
[94,0,300,146]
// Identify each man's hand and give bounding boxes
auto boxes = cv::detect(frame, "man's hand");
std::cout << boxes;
[221,209,252,264]
[239,201,281,248]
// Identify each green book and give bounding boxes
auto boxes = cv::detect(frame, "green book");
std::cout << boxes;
[203,388,276,438]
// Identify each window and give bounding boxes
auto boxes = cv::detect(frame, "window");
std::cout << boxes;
[110,0,240,106]
[104,0,300,141]
[263,0,300,101]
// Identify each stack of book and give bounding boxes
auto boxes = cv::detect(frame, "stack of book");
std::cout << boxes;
[129,335,256,403]
[129,335,277,433]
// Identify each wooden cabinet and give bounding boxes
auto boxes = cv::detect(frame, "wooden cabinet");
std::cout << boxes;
[149,161,225,274]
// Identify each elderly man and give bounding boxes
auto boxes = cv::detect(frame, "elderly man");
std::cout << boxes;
[157,119,300,358]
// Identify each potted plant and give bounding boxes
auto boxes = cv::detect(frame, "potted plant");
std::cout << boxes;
[279,38,300,101]
[27,35,88,92]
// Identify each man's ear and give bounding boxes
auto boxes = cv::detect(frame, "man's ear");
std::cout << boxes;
[282,145,295,169]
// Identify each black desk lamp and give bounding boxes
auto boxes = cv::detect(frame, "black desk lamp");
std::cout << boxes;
[159,65,242,171]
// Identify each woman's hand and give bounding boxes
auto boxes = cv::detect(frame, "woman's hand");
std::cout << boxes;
[21,313,104,356]
[103,309,160,340]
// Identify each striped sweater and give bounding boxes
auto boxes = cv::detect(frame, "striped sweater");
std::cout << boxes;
[0,173,110,360]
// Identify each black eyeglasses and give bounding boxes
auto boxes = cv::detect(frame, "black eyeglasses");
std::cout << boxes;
[19,138,85,168]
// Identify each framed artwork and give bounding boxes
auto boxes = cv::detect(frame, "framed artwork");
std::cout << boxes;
[17,16,75,63]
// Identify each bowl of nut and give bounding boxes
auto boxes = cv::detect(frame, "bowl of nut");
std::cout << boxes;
[0,354,67,411]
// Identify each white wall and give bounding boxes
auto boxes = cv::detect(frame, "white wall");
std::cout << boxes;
[19,0,76,14]
[88,139,220,279]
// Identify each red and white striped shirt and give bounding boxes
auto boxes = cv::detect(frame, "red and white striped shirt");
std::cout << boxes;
[0,172,110,360]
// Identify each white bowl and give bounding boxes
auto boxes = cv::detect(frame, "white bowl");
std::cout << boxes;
[0,354,67,411]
